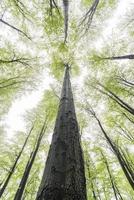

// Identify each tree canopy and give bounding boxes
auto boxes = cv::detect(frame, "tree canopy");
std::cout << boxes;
[0,0,134,199]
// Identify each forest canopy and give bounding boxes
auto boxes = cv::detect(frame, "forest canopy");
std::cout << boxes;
[0,0,134,199]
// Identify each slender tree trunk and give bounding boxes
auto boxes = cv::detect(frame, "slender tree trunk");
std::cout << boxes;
[122,112,134,124]
[102,183,108,200]
[96,83,134,116]
[85,156,97,200]
[0,125,34,198]
[101,152,119,200]
[117,76,134,87]
[115,185,124,200]
[116,124,134,143]
[94,115,134,190]
[101,54,134,60]
[87,108,134,190]
[63,0,69,43]
[36,66,87,200]
[14,120,47,200]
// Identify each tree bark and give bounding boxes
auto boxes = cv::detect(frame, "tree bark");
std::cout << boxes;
[36,65,87,200]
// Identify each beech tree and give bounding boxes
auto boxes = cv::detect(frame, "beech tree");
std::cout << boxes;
[36,66,87,200]
[0,0,134,199]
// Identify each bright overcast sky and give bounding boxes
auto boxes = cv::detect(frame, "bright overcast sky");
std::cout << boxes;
[1,0,133,139]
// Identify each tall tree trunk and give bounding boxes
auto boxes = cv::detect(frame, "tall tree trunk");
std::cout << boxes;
[36,65,87,200]
[14,119,47,200]
[0,125,34,198]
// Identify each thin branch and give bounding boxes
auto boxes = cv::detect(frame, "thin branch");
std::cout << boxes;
[0,18,31,40]
[0,57,33,67]
[12,0,31,21]
[79,0,99,34]
[100,54,134,60]
[116,76,134,88]
[49,0,60,16]
[0,76,21,85]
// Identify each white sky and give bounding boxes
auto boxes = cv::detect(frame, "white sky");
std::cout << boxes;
[1,0,133,140]
[2,71,54,138]
[95,0,132,49]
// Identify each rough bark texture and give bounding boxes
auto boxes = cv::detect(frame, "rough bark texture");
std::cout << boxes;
[36,66,87,200]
